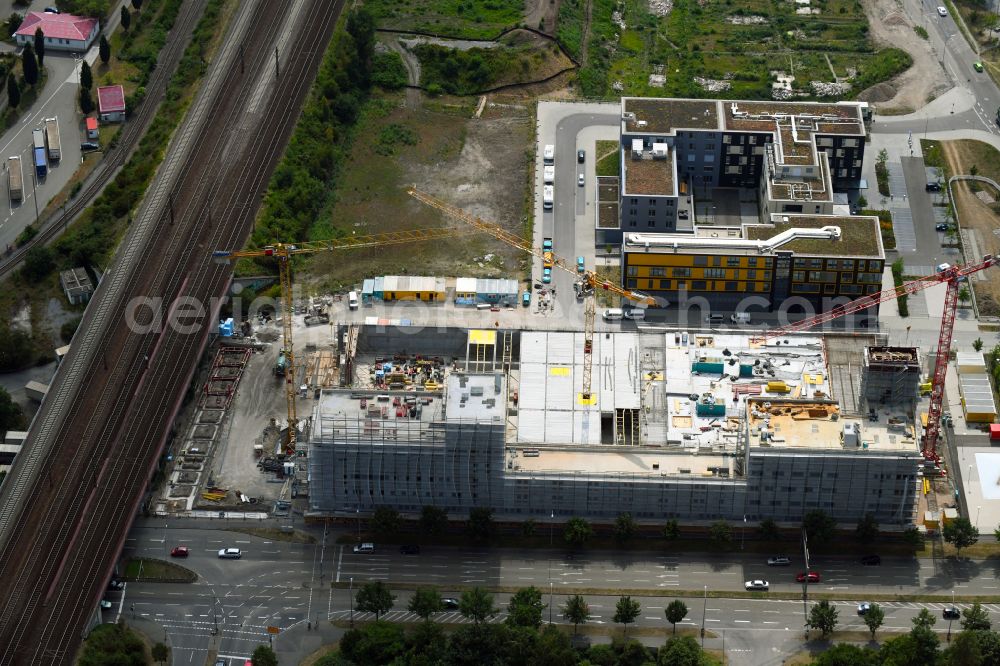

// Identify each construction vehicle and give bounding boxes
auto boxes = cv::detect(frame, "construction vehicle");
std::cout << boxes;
[755,255,998,463]
[213,227,460,452]
[407,187,656,403]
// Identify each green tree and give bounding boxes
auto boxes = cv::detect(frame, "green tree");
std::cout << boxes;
[663,519,680,541]
[33,27,44,67]
[758,518,779,541]
[407,587,442,621]
[467,507,495,541]
[855,513,879,543]
[6,13,21,36]
[614,512,637,543]
[355,581,394,620]
[506,586,545,628]
[613,596,641,637]
[80,60,93,91]
[913,608,937,629]
[339,622,405,665]
[862,603,885,640]
[806,600,838,637]
[564,516,594,548]
[521,518,537,537]
[151,642,168,664]
[99,35,110,64]
[120,6,131,31]
[903,525,925,549]
[973,336,983,351]
[533,624,577,665]
[943,517,979,556]
[0,325,34,372]
[561,594,590,634]
[250,645,278,666]
[971,164,979,176]
[665,600,688,635]
[79,86,94,114]
[0,388,22,442]
[961,602,992,631]
[131,0,143,10]
[803,510,836,545]
[909,621,940,662]
[459,587,497,624]
[419,505,447,535]
[7,74,19,109]
[369,506,400,538]
[945,629,984,666]
[710,520,733,550]
[22,44,37,86]
[657,635,708,666]
[22,245,54,281]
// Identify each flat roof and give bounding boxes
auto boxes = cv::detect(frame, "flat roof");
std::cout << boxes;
[623,98,719,134]
[746,398,918,452]
[620,97,865,137]
[623,149,673,195]
[746,215,882,257]
[510,447,733,478]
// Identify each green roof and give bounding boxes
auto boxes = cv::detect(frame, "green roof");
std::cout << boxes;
[745,216,882,257]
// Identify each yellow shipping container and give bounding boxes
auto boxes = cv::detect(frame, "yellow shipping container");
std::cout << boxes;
[766,381,790,393]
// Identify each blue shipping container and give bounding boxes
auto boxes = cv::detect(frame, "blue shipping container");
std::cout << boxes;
[33,147,46,177]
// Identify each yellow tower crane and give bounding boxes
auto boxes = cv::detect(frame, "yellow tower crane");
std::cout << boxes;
[406,187,656,403]
[213,227,461,451]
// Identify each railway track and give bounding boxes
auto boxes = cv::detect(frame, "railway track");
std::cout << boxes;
[0,0,342,661]
[0,0,208,280]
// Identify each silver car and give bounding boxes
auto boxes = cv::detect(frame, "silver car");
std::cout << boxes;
[218,548,242,559]
[745,579,769,591]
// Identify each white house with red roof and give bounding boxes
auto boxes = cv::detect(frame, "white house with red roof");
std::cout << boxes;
[97,85,125,122]
[15,11,99,52]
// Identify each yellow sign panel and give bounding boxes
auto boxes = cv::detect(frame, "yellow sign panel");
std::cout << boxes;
[468,329,497,345]
[267,626,281,635]
[549,367,571,376]
[643,371,664,381]
[577,392,598,405]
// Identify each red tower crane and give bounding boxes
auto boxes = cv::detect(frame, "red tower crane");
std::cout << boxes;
[758,255,997,462]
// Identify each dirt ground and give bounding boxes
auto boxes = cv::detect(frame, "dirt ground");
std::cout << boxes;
[306,93,533,292]
[939,140,1000,313]
[524,0,561,33]
[857,0,951,113]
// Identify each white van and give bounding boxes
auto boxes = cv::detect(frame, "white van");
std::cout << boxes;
[543,144,555,164]
[543,165,555,184]
[603,308,624,321]
[624,308,645,320]
[543,184,554,210]
[352,542,375,554]
[730,312,750,324]
[348,291,359,310]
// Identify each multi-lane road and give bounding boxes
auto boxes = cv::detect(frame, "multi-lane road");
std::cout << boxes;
[122,523,1000,664]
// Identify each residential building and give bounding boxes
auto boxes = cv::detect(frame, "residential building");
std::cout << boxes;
[622,213,885,313]
[97,85,126,123]
[599,97,869,245]
[15,12,99,52]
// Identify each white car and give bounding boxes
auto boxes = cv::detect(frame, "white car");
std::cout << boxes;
[937,263,952,273]
[858,602,872,615]
[767,556,791,566]
[218,548,242,559]
[937,6,947,16]
[99,600,113,610]
[745,579,769,591]
[578,173,585,187]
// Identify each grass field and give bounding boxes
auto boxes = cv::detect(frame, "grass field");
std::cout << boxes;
[566,0,911,100]
[595,140,619,178]
[303,92,530,293]
[362,0,523,39]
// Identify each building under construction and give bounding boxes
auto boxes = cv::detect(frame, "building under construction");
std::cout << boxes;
[861,347,921,409]
[307,325,922,524]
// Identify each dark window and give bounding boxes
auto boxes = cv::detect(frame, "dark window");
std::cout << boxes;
[694,256,708,266]
[692,280,707,290]
[725,281,738,290]
[673,267,691,277]
[659,279,671,289]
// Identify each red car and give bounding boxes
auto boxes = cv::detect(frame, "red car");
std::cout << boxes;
[170,546,189,557]
[796,571,820,583]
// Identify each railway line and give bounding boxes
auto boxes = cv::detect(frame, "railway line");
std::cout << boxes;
[0,0,208,280]
[0,0,342,661]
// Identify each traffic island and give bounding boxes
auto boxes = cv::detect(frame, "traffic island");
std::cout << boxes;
[122,557,196,583]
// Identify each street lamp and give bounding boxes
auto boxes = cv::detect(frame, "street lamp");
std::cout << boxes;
[549,510,555,547]
[349,577,354,627]
[701,585,707,644]
[549,582,554,624]
[977,505,982,527]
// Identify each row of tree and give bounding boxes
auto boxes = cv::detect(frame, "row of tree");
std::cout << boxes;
[809,609,1000,666]
[806,601,992,640]
[364,505,927,550]
[333,583,716,666]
